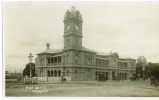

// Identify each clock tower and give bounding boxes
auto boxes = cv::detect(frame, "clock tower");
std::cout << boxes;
[64,6,83,50]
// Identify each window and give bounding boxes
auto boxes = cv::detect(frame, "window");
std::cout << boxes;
[51,70,53,76]
[118,62,128,68]
[58,70,61,76]
[130,62,135,67]
[54,70,57,77]
[47,57,50,64]
[85,54,92,65]
[47,70,50,77]
[55,57,57,64]
[51,57,53,63]
[104,60,109,66]
[58,56,61,63]
[88,56,91,65]
[47,57,62,65]
[67,70,69,76]
[74,53,80,64]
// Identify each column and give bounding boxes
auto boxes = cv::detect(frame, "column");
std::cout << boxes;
[57,56,59,64]
[44,55,47,67]
[108,71,112,80]
[53,57,55,64]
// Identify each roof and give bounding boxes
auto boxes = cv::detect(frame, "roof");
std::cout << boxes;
[119,57,136,61]
[96,52,112,56]
[38,47,96,55]
[81,47,96,53]
[37,49,63,55]
[37,47,135,61]
[64,6,82,22]
[96,51,119,58]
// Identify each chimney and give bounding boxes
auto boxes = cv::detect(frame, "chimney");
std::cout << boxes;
[46,43,50,50]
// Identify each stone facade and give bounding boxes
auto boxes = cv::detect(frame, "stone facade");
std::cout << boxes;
[35,7,136,82]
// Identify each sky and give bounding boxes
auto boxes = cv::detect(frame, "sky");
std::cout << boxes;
[3,1,159,73]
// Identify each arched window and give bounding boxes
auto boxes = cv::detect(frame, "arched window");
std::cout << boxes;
[58,70,61,76]
[47,70,50,77]
[51,57,54,63]
[58,56,61,64]
[51,70,53,76]
[55,57,57,64]
[47,57,51,65]
[54,70,57,77]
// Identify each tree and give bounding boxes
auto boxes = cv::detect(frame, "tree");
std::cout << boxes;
[136,63,143,78]
[136,56,147,79]
[23,63,36,77]
[148,63,159,80]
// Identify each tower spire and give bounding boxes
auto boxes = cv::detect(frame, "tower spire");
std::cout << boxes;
[28,52,33,63]
[64,7,83,50]
[46,43,50,50]
[70,6,76,12]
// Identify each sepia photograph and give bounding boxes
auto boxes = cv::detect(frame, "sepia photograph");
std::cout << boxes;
[2,0,159,97]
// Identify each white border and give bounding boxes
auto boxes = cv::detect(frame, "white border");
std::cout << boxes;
[2,0,159,2]
[1,0,159,100]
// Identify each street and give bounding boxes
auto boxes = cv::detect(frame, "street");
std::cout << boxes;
[5,80,159,97]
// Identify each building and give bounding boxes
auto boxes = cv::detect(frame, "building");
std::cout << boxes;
[35,7,136,82]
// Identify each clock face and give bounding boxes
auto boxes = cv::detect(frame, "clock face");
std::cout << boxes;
[66,25,70,31]
[75,25,79,31]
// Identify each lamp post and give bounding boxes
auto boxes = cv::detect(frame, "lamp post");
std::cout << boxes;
[28,53,33,83]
